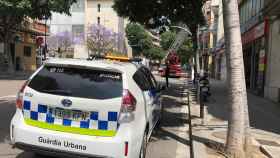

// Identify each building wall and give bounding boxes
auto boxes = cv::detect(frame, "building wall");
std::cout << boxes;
[213,0,227,82]
[86,0,120,32]
[15,42,37,71]
[49,12,85,34]
[216,0,224,45]
[49,0,131,58]
[265,18,280,102]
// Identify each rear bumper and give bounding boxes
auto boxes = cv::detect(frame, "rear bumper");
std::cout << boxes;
[10,110,142,158]
[15,142,106,158]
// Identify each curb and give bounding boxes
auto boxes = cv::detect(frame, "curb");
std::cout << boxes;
[260,145,273,158]
[260,145,280,158]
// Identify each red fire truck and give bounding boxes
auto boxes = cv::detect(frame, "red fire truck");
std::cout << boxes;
[159,51,182,77]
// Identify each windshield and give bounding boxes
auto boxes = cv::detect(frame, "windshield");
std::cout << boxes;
[28,65,123,100]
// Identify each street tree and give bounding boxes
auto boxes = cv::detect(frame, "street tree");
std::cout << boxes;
[145,46,165,60]
[222,0,250,157]
[0,0,77,73]
[47,31,73,57]
[125,23,153,57]
[160,31,176,51]
[113,0,204,33]
[87,24,119,55]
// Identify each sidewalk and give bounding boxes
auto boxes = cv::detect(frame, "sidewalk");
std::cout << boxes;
[191,79,280,158]
[0,71,31,80]
[146,77,208,158]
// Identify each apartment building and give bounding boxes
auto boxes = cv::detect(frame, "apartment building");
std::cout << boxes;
[0,20,48,72]
[48,0,131,58]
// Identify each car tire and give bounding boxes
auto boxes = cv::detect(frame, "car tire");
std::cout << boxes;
[139,130,148,158]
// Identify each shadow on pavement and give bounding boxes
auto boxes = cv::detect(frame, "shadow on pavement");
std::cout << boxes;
[206,80,280,135]
[151,127,190,146]
[0,101,15,143]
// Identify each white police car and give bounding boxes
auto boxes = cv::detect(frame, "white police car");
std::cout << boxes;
[10,56,164,158]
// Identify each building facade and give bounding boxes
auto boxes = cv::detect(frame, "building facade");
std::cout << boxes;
[204,0,280,103]
[0,19,48,72]
[48,0,131,59]
[202,0,227,82]
[263,0,280,102]
[239,0,267,96]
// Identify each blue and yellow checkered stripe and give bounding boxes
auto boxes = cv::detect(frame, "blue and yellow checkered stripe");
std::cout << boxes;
[22,100,119,137]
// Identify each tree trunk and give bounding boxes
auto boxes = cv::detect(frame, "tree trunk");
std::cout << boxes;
[222,0,249,157]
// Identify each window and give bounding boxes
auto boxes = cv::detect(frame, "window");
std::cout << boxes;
[24,46,32,57]
[133,69,151,91]
[260,0,264,10]
[72,25,84,43]
[241,5,245,24]
[140,67,157,89]
[246,0,250,22]
[248,0,252,19]
[98,4,101,12]
[97,17,101,25]
[252,0,257,16]
[0,43,4,54]
[71,0,85,12]
[256,0,260,13]
[72,25,84,36]
[28,66,123,100]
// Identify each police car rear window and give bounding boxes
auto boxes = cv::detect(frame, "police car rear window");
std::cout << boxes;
[28,66,123,100]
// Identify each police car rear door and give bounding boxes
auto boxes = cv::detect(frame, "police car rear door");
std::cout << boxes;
[22,64,123,137]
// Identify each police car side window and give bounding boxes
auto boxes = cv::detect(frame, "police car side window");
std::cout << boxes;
[141,67,157,90]
[133,69,151,91]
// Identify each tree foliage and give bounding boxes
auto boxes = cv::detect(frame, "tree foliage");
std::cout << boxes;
[125,23,153,56]
[87,24,120,55]
[47,31,73,52]
[113,0,204,32]
[160,31,176,50]
[0,0,77,40]
[146,46,165,60]
[126,23,165,60]
[0,0,77,72]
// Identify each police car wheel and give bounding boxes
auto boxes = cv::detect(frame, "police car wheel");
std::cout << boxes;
[139,131,147,158]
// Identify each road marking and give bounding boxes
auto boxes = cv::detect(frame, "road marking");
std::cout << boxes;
[0,95,16,99]
[0,100,12,104]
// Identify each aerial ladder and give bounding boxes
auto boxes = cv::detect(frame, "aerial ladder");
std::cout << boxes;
[164,23,191,77]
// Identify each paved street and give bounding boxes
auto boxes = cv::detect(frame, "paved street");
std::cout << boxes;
[0,80,25,97]
[0,77,195,158]
[147,78,190,158]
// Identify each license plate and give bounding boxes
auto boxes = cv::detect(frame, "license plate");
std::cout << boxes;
[50,108,90,121]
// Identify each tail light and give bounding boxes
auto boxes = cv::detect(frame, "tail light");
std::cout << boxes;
[124,141,129,156]
[121,89,136,113]
[16,81,29,109]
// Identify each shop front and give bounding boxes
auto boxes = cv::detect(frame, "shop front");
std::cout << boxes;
[242,20,269,96]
